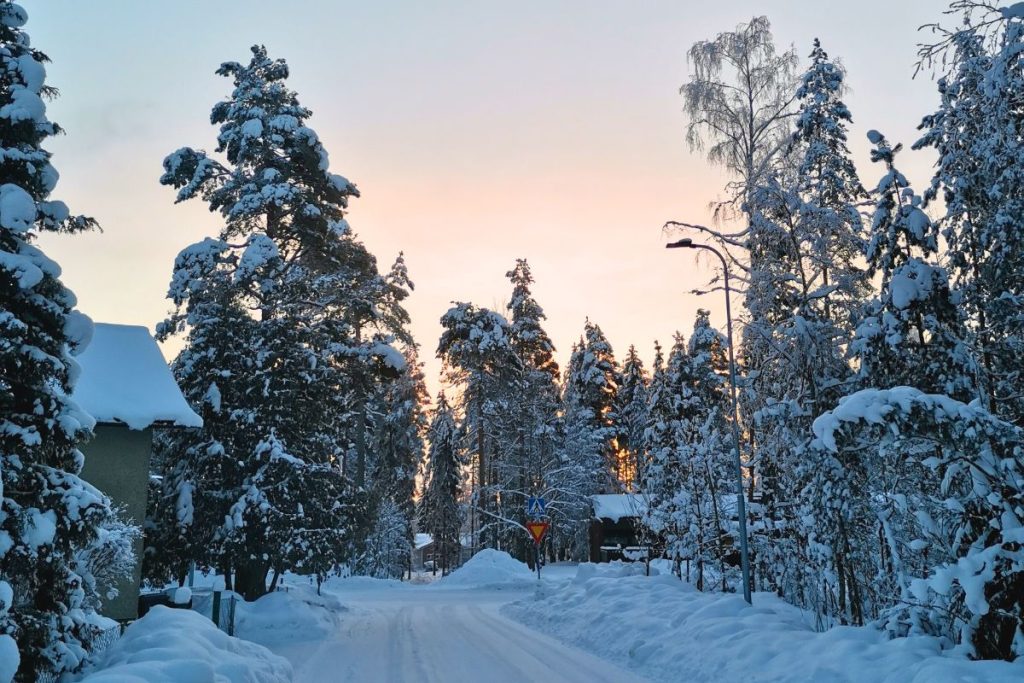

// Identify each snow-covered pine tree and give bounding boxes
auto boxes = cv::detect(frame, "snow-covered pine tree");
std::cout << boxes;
[614,345,648,490]
[418,394,463,575]
[155,45,410,599]
[437,302,518,551]
[0,3,130,678]
[359,499,411,580]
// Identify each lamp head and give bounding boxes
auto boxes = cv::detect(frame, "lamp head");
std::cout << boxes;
[665,238,694,249]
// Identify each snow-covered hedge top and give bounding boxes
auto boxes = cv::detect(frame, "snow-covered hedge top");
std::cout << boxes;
[592,494,647,523]
[72,324,203,430]
[74,605,291,682]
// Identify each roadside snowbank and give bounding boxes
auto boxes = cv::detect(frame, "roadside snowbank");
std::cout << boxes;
[436,549,535,588]
[504,569,1023,683]
[235,590,345,646]
[74,605,292,683]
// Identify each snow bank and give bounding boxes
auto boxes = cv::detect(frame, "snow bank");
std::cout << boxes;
[504,571,1023,683]
[437,549,535,588]
[235,590,345,645]
[73,323,203,430]
[74,605,292,683]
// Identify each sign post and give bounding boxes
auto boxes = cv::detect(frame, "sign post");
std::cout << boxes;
[526,520,550,580]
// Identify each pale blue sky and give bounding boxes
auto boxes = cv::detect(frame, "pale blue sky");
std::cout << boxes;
[29,0,950,393]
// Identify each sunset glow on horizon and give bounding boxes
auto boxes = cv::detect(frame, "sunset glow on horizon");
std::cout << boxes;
[31,0,947,394]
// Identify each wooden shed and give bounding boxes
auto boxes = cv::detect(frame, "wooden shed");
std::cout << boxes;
[589,493,650,563]
[72,323,202,621]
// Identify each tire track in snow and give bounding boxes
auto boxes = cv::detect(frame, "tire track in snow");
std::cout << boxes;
[465,603,647,682]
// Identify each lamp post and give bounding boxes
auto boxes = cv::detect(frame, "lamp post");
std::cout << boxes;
[665,237,752,604]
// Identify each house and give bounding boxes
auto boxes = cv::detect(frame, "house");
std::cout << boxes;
[412,533,435,571]
[73,323,202,621]
[589,493,649,563]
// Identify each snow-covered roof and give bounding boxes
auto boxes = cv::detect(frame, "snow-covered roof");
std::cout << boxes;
[73,323,203,430]
[591,494,647,522]
[414,533,433,549]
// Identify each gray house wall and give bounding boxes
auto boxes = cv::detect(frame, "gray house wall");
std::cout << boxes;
[79,424,153,621]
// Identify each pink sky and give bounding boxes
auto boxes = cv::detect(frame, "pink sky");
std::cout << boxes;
[30,0,946,396]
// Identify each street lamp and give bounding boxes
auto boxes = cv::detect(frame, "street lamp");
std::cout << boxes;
[665,237,752,604]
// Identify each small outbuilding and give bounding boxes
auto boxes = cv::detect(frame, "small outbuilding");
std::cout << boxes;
[412,533,435,571]
[589,493,649,563]
[73,323,202,621]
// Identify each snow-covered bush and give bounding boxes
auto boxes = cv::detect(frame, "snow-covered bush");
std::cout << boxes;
[74,508,140,611]
[803,388,1024,659]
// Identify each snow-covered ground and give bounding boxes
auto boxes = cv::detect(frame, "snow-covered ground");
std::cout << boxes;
[504,561,1024,683]
[248,554,643,682]
[79,554,1023,682]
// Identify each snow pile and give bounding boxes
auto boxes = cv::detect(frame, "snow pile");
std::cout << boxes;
[73,323,203,430]
[505,571,1023,683]
[235,590,345,645]
[437,549,535,588]
[74,605,292,682]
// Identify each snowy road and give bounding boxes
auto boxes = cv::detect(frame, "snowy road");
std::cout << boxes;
[268,585,648,683]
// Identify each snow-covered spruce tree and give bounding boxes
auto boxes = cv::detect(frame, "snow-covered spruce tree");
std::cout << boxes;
[714,40,869,600]
[344,252,415,491]
[635,340,666,557]
[795,131,985,636]
[642,333,705,581]
[155,46,410,600]
[567,320,620,489]
[916,4,1024,425]
[145,296,256,587]
[682,311,738,591]
[557,338,607,559]
[500,260,562,562]
[790,39,871,326]
[418,394,463,575]
[614,345,648,490]
[642,319,733,591]
[852,132,977,402]
[356,344,428,579]
[359,499,410,580]
[0,3,132,679]
[437,302,518,551]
